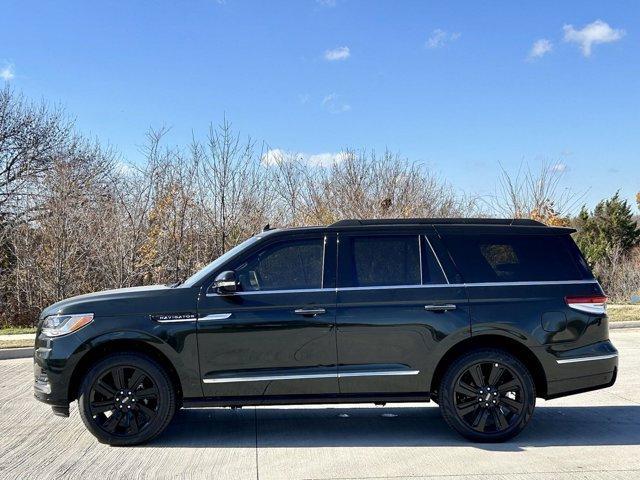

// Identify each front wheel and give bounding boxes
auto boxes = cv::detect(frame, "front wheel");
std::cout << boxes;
[438,349,535,442]
[78,353,176,446]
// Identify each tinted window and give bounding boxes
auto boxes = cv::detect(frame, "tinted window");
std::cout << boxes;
[349,235,421,287]
[423,237,448,284]
[235,238,323,291]
[442,234,590,283]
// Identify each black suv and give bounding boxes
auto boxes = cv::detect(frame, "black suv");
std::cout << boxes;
[34,218,617,445]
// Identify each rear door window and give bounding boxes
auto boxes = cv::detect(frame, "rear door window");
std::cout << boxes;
[441,234,591,283]
[340,234,446,287]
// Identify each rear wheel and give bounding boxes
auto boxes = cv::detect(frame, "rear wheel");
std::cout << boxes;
[438,349,535,442]
[78,353,176,446]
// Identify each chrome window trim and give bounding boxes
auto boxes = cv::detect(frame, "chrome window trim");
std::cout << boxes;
[556,353,617,364]
[418,235,423,285]
[463,279,598,287]
[202,369,420,383]
[205,279,599,296]
[206,287,329,297]
[424,235,450,284]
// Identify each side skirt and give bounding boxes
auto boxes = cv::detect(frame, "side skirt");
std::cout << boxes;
[181,392,431,408]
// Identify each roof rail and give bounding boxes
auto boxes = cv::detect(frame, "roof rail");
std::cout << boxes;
[329,218,546,227]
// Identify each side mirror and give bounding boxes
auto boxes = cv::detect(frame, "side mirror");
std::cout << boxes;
[213,271,238,294]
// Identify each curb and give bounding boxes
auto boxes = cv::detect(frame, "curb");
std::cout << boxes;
[0,347,33,360]
[0,322,637,360]
[610,321,640,329]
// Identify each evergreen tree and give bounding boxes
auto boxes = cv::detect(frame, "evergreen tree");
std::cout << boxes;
[574,192,640,266]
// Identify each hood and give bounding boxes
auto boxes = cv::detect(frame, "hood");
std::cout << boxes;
[40,284,171,319]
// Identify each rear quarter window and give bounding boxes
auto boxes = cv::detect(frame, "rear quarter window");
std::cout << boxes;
[441,233,593,283]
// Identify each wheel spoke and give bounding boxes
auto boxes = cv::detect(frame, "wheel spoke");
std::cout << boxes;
[102,411,123,433]
[491,408,509,431]
[128,369,146,390]
[127,412,140,435]
[472,408,490,431]
[501,396,524,413]
[488,364,505,386]
[90,400,115,414]
[94,380,116,399]
[456,399,480,416]
[469,364,485,387]
[497,379,521,393]
[455,381,477,398]
[137,403,156,421]
[136,387,158,400]
[112,367,126,390]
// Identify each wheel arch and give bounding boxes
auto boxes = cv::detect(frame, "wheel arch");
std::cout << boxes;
[430,334,547,398]
[68,337,184,404]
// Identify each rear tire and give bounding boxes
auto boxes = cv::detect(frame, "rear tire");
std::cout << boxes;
[438,349,535,442]
[78,352,176,446]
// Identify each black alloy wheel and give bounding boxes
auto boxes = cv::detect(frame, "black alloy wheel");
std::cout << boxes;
[439,349,535,442]
[78,353,176,446]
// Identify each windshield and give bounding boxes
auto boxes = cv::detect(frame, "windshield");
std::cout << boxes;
[181,235,263,287]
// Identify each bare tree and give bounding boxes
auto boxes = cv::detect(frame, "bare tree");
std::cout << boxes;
[488,161,583,225]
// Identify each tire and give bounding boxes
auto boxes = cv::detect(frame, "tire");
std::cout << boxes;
[78,352,176,446]
[438,348,535,442]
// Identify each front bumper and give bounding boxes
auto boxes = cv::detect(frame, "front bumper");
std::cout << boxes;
[33,332,83,408]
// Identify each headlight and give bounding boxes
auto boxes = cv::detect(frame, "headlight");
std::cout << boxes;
[41,313,94,337]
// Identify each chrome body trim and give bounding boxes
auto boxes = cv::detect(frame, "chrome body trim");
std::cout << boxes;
[567,303,607,315]
[556,354,618,364]
[155,317,198,323]
[202,369,420,383]
[337,369,420,378]
[198,313,233,321]
[424,304,457,312]
[203,373,336,383]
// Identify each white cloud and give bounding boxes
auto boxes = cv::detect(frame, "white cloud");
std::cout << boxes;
[426,29,461,49]
[1,63,15,81]
[261,149,351,168]
[322,93,351,114]
[307,151,351,167]
[324,46,350,61]
[551,163,567,173]
[298,93,310,104]
[528,39,553,60]
[261,148,288,166]
[563,20,625,57]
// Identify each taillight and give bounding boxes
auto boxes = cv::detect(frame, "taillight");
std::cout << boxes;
[565,295,608,315]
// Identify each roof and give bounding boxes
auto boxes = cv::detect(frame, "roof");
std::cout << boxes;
[330,218,546,227]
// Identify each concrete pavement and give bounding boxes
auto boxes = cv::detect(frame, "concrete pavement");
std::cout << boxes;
[0,329,638,480]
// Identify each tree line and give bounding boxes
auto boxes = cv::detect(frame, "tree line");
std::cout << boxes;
[1,87,638,326]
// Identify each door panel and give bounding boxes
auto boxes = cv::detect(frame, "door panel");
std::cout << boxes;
[336,285,469,393]
[197,234,338,398]
[197,290,337,397]
[336,232,470,394]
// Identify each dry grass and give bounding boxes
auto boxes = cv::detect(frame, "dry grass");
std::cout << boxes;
[0,305,638,350]
[608,304,640,322]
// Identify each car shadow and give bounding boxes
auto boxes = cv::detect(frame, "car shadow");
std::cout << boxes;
[146,404,640,451]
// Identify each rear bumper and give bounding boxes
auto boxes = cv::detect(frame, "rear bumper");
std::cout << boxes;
[539,339,618,399]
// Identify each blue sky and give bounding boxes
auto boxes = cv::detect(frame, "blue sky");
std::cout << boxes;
[2,0,639,211]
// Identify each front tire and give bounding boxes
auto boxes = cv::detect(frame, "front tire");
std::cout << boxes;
[438,349,535,442]
[78,352,176,446]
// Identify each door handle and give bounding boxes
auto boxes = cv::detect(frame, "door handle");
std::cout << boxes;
[294,308,326,316]
[424,304,457,312]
